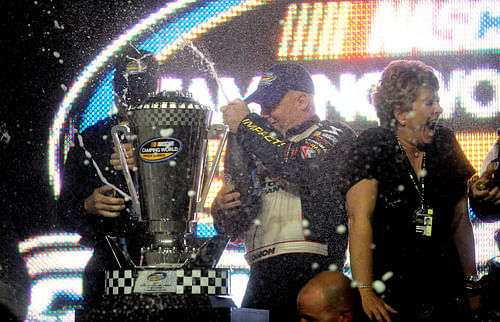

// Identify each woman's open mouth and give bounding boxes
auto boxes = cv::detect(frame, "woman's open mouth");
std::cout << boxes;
[426,119,439,129]
[425,119,439,137]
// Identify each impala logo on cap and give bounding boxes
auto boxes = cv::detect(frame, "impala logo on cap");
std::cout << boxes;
[260,72,277,85]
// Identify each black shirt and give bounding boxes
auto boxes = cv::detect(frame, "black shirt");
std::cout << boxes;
[344,126,475,311]
[56,116,145,266]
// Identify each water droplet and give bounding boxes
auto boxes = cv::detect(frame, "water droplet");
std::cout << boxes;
[373,280,386,293]
[302,219,309,227]
[336,224,347,234]
[160,128,174,137]
[85,151,92,158]
[187,190,196,197]
[382,271,394,281]
[83,160,89,166]
[53,51,60,58]
[169,160,176,167]
[328,264,338,271]
[419,168,427,177]
[397,184,405,192]
[253,219,261,226]
[311,262,319,270]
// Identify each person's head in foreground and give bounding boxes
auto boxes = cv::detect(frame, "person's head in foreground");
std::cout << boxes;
[297,271,357,322]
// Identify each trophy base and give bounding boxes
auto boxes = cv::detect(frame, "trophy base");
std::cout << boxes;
[105,267,230,296]
[76,294,269,321]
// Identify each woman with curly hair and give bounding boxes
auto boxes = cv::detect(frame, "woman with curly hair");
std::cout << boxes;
[343,60,480,321]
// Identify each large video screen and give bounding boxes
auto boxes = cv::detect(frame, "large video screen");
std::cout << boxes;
[33,1,500,321]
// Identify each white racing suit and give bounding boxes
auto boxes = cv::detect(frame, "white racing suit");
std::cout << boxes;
[212,113,356,318]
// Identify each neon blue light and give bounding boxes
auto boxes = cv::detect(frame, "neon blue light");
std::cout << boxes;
[478,11,500,38]
[80,71,116,132]
[196,223,217,238]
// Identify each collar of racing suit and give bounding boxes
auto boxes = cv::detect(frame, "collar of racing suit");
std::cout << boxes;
[285,115,321,137]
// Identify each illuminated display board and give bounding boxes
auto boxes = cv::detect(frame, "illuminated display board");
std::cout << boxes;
[278,0,500,60]
[38,0,500,321]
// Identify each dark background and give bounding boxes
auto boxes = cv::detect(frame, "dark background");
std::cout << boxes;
[1,0,172,239]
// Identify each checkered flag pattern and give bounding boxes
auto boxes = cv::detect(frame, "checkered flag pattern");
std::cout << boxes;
[104,268,230,296]
[130,107,210,128]
[105,270,135,295]
[174,269,229,295]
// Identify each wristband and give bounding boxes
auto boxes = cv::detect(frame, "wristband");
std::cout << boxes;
[357,284,373,289]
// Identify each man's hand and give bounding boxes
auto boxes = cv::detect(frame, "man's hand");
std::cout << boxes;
[470,163,500,205]
[220,99,250,133]
[359,289,398,322]
[110,142,136,171]
[214,184,242,213]
[212,184,245,243]
[84,185,126,218]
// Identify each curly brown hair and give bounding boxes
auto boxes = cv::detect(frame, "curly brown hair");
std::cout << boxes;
[372,60,439,130]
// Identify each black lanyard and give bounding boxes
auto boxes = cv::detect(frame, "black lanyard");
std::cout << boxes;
[396,137,426,209]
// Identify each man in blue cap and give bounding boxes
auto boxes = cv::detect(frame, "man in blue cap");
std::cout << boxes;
[214,63,356,320]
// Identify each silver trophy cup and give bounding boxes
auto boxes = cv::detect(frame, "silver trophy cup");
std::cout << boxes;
[111,90,228,268]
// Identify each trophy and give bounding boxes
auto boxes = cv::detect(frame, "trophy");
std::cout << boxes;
[108,90,230,296]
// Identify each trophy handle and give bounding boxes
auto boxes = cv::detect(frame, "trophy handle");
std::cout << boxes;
[111,124,142,220]
[195,124,229,213]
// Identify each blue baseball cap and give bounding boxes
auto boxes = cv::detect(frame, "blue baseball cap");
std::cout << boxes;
[244,63,315,107]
